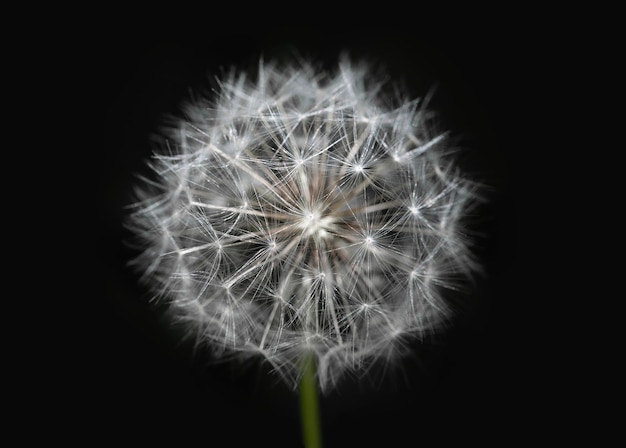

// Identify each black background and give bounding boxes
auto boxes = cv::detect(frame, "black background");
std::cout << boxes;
[73,9,549,446]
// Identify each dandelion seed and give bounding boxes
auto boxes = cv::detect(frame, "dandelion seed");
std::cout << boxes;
[126,55,483,393]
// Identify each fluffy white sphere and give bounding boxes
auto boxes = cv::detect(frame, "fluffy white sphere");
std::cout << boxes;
[127,57,482,391]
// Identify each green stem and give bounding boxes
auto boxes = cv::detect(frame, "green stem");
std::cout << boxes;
[299,353,322,448]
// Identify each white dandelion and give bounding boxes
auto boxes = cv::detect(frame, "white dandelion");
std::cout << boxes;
[126,56,483,393]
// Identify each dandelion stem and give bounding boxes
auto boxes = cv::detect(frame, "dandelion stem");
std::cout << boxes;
[299,353,322,448]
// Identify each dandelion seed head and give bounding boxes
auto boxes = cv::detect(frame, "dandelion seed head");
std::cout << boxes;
[127,56,483,392]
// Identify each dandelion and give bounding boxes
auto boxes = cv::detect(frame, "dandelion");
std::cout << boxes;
[126,56,483,441]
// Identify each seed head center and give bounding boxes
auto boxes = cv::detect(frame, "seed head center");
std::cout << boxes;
[301,209,333,238]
